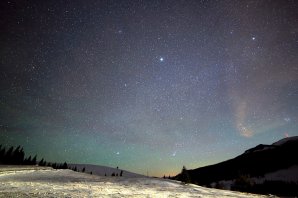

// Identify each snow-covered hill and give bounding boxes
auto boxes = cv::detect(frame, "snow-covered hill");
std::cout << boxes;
[0,166,271,197]
[69,163,144,178]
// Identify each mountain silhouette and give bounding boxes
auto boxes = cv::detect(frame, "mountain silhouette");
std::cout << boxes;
[174,136,298,196]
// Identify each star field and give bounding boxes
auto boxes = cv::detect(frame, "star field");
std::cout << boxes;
[1,0,298,176]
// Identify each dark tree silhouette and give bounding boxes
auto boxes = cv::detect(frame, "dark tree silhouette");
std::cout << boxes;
[180,166,191,184]
[39,158,45,166]
[120,170,123,177]
[17,147,25,164]
[0,146,6,164]
[5,146,14,164]
[0,146,25,165]
[82,167,85,172]
[12,146,20,164]
[31,155,37,165]
[52,163,57,169]
[0,145,70,172]
[24,155,32,165]
[62,162,68,169]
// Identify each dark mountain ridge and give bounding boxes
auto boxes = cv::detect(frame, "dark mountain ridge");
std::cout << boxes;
[175,136,298,185]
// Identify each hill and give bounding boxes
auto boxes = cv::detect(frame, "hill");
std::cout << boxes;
[174,136,298,196]
[69,163,145,178]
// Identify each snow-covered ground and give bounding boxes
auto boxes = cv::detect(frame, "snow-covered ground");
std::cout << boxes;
[0,166,271,197]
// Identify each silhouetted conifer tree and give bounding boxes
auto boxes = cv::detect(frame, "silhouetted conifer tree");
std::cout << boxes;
[18,147,25,164]
[0,146,5,164]
[111,172,115,176]
[12,146,20,164]
[62,162,68,169]
[181,166,191,184]
[31,155,37,165]
[0,145,24,165]
[5,146,14,164]
[24,156,32,165]
[39,158,45,166]
[120,170,123,177]
[82,167,85,172]
[52,163,57,169]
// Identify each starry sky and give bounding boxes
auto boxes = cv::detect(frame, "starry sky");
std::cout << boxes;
[1,0,298,177]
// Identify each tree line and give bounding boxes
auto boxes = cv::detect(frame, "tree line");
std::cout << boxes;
[0,145,69,170]
[0,144,127,176]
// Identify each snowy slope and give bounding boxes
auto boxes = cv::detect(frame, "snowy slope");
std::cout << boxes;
[69,163,144,178]
[0,166,272,197]
[0,165,52,172]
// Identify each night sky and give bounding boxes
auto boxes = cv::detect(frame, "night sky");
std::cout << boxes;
[1,0,298,177]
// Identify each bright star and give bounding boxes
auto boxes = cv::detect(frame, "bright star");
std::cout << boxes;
[172,151,176,157]
[252,36,256,41]
[159,57,164,62]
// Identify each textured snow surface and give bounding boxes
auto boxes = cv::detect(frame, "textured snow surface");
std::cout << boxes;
[0,167,270,197]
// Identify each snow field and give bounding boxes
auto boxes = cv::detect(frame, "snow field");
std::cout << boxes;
[0,168,271,197]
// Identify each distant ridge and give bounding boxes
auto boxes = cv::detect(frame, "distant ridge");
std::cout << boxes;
[272,136,298,146]
[174,136,298,196]
[69,164,145,178]
[244,136,298,154]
